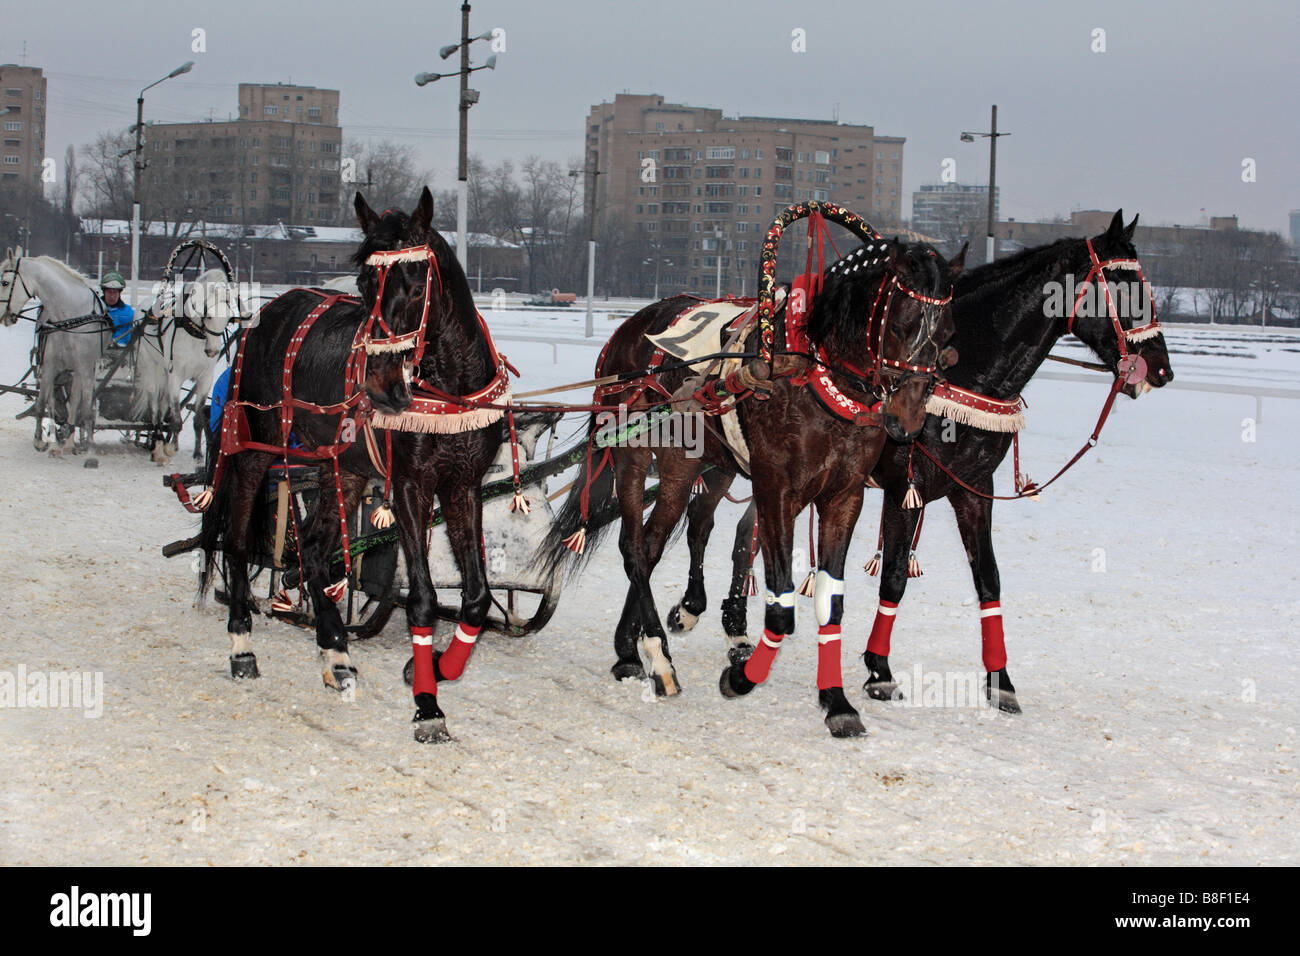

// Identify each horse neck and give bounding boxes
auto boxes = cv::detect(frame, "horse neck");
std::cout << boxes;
[949,243,1083,400]
[418,265,492,391]
[29,259,96,320]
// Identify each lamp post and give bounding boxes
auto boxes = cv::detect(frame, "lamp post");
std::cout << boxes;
[569,162,601,337]
[960,104,1009,264]
[130,61,194,284]
[415,3,497,278]
[714,227,727,298]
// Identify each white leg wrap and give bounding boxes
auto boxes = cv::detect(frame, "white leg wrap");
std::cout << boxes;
[813,570,845,626]
[764,589,796,608]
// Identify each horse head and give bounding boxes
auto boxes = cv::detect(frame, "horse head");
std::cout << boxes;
[1067,210,1175,398]
[813,238,963,442]
[352,187,439,416]
[0,246,32,327]
[181,267,237,358]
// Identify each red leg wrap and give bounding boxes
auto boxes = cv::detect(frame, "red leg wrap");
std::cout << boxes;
[437,622,481,681]
[980,601,1007,672]
[816,625,842,690]
[743,629,784,684]
[411,626,436,697]
[866,600,899,656]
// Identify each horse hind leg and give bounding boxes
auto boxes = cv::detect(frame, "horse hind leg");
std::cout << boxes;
[223,452,275,679]
[809,490,867,738]
[301,467,365,695]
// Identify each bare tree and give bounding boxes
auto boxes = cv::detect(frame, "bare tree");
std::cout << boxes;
[340,139,433,216]
[77,130,134,220]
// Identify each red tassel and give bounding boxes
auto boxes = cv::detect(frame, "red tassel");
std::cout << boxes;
[324,579,347,603]
[692,475,707,495]
[271,588,299,613]
[742,568,757,597]
[864,551,882,576]
[907,551,923,578]
[797,569,816,597]
[510,492,531,514]
[563,527,587,555]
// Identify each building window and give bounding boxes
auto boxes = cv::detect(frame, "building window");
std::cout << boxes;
[265,106,278,115]
[3,122,21,132]
[2,156,19,165]
[308,107,321,118]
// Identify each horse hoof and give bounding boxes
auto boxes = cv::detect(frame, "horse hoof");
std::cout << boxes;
[611,661,646,683]
[986,670,1021,714]
[652,666,681,697]
[825,712,868,738]
[667,603,699,633]
[83,458,99,469]
[864,680,901,702]
[230,652,260,680]
[323,664,358,693]
[820,688,867,737]
[33,441,47,453]
[412,693,450,743]
[726,642,754,667]
[402,656,414,687]
[718,661,755,699]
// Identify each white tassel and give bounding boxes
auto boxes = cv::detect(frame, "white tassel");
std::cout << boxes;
[864,551,882,576]
[370,503,395,529]
[692,475,707,495]
[563,527,587,555]
[271,588,298,613]
[742,568,757,597]
[797,569,816,597]
[902,484,923,509]
[865,475,881,489]
[193,488,213,511]
[907,551,923,578]
[510,492,531,515]
[324,579,347,603]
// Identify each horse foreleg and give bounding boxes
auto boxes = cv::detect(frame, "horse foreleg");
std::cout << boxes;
[667,468,731,634]
[610,448,653,683]
[720,500,757,661]
[949,486,1020,714]
[430,479,491,684]
[719,489,798,699]
[224,452,275,679]
[863,496,921,701]
[810,487,867,738]
[301,467,367,695]
[395,474,449,743]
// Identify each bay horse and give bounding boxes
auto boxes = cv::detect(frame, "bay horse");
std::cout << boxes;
[0,248,110,453]
[672,210,1174,713]
[198,187,505,743]
[538,238,963,737]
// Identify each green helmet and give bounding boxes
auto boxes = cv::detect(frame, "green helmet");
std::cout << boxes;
[101,271,125,291]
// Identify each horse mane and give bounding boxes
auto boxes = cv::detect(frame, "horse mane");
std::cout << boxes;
[955,236,1076,305]
[806,241,948,356]
[37,256,96,290]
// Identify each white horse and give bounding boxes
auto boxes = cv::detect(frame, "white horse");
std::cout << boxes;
[131,266,238,463]
[0,247,110,453]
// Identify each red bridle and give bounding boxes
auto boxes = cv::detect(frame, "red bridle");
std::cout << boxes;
[866,271,954,380]
[361,245,443,365]
[1067,238,1162,382]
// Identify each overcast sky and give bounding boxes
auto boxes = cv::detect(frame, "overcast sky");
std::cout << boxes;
[4,0,1296,233]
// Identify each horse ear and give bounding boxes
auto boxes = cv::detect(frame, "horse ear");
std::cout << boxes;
[412,186,434,232]
[948,242,969,279]
[1123,213,1140,241]
[354,192,380,235]
[3,246,10,261]
[1106,209,1125,239]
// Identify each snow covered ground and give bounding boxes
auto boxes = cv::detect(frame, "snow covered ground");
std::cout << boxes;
[0,310,1296,866]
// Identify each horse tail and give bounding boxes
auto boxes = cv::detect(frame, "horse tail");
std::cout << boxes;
[535,413,621,581]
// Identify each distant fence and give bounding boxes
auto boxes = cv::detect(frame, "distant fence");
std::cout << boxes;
[1037,371,1299,423]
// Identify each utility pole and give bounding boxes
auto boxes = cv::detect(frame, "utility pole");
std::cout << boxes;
[960,104,1010,264]
[570,162,601,337]
[458,1,470,280]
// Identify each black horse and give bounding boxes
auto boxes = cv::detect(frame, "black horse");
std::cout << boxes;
[669,210,1175,713]
[537,238,962,737]
[200,187,503,743]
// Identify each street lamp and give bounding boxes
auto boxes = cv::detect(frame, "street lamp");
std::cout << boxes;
[131,60,194,284]
[960,104,1009,264]
[714,227,728,298]
[569,162,601,337]
[414,2,497,280]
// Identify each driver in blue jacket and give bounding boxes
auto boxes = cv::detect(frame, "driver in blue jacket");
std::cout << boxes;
[101,271,135,347]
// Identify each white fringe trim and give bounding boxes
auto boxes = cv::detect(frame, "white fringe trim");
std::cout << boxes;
[371,405,505,434]
[366,249,430,266]
[364,337,418,355]
[1124,325,1162,343]
[926,395,1026,433]
[1104,259,1141,271]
